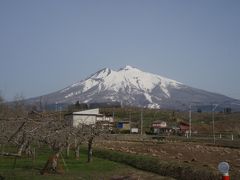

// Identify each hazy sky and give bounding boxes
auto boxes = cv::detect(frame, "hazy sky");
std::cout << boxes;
[0,0,240,101]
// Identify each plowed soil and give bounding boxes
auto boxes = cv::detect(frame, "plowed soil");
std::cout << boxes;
[96,140,240,179]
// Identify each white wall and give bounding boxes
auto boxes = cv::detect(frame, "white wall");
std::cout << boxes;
[73,115,96,126]
[69,108,112,127]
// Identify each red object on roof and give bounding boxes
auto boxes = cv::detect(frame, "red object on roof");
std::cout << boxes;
[179,121,189,132]
[179,121,189,126]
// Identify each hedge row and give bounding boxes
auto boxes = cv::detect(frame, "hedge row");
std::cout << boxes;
[93,148,219,180]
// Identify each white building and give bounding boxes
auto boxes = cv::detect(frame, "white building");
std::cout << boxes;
[65,108,113,128]
[152,120,168,134]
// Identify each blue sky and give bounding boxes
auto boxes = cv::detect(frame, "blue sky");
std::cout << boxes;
[0,0,240,101]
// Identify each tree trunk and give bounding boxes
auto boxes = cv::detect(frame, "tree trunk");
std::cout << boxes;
[66,143,70,158]
[32,147,36,170]
[17,140,27,156]
[75,144,80,160]
[87,138,93,163]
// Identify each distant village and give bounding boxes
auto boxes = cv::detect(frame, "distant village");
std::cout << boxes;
[64,108,193,137]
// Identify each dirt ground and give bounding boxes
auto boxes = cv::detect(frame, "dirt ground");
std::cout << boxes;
[109,169,175,180]
[96,140,240,179]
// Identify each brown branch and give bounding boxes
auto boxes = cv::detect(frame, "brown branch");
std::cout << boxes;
[8,121,26,142]
[0,152,21,157]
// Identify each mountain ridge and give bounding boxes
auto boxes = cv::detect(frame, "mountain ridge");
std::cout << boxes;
[27,65,240,110]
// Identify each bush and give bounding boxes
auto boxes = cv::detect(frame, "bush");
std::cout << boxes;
[93,148,219,180]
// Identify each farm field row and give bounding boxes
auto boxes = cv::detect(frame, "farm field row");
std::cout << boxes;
[95,140,240,179]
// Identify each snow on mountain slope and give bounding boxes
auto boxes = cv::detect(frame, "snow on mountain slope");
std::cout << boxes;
[102,65,182,95]
[27,65,240,110]
[58,65,185,108]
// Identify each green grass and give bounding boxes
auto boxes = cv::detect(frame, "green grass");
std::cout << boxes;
[0,146,151,180]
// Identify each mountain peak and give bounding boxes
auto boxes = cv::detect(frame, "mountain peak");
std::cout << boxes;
[118,65,139,71]
[124,65,134,69]
[91,67,112,79]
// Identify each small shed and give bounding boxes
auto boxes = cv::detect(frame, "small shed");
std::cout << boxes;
[65,108,113,128]
[116,121,131,131]
[179,121,190,134]
[130,128,139,134]
[152,120,168,134]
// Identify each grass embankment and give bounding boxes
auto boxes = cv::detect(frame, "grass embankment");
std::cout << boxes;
[0,146,167,180]
[93,148,220,180]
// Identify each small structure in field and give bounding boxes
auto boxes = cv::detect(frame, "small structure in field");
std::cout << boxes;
[130,128,139,134]
[151,120,169,134]
[116,121,131,132]
[179,121,190,135]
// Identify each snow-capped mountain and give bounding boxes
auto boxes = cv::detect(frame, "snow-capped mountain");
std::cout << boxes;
[27,65,240,110]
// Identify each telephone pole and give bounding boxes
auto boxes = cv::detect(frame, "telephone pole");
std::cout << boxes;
[140,109,143,135]
[189,104,192,137]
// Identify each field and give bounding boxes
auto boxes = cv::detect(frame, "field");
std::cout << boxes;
[1,136,239,180]
[0,146,173,180]
[95,137,240,179]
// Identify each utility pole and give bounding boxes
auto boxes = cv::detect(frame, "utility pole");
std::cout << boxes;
[59,106,62,121]
[55,102,58,112]
[140,108,143,135]
[189,104,192,138]
[212,104,218,144]
[212,110,215,144]
[129,109,131,122]
[112,111,115,121]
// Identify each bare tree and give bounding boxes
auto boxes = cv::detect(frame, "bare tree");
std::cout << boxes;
[1,95,110,175]
[81,122,109,163]
[68,126,86,160]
